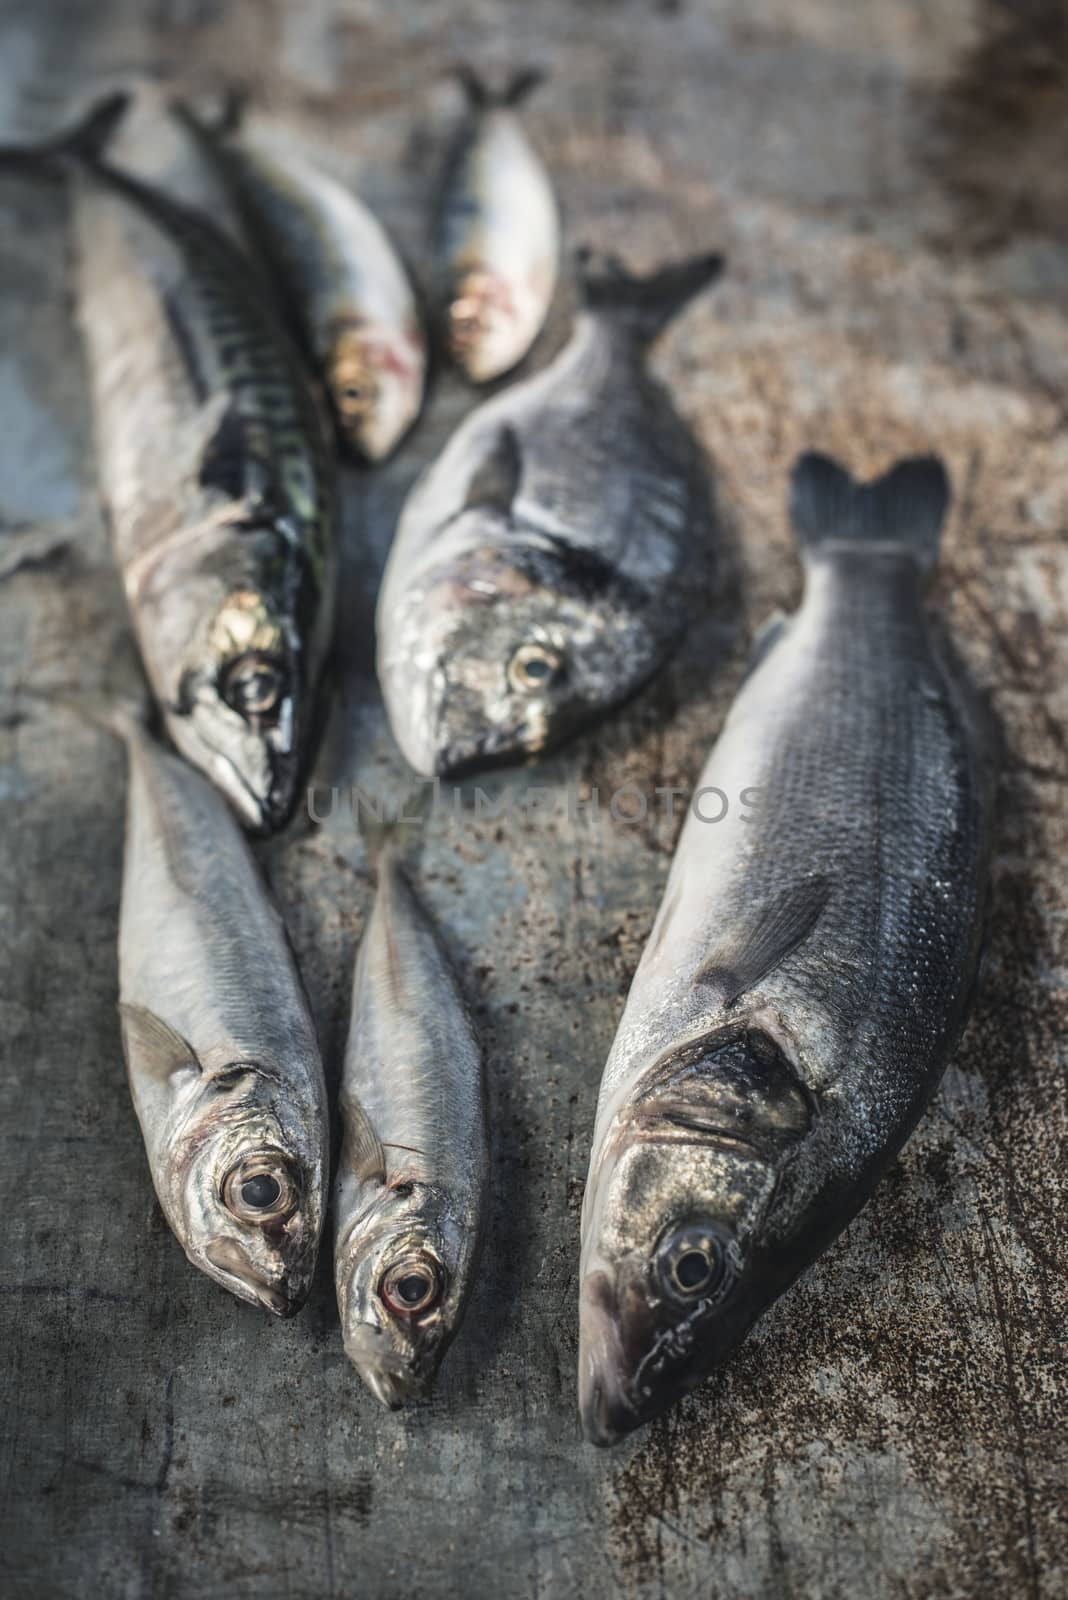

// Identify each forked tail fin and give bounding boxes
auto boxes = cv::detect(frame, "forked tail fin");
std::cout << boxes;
[576,248,724,344]
[453,64,546,109]
[0,90,131,176]
[789,451,950,574]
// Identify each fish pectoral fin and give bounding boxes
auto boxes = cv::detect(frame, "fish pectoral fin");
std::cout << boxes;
[198,398,256,503]
[119,1003,202,1085]
[695,876,831,1005]
[460,425,522,519]
[339,1090,387,1185]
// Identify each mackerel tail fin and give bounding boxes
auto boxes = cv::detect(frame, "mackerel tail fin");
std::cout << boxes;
[0,90,131,176]
[453,64,546,110]
[789,451,950,574]
[576,248,725,344]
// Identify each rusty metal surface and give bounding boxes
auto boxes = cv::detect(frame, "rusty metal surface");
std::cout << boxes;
[0,2,1065,1596]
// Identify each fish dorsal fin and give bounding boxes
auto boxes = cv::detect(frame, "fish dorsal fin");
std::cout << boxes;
[340,1090,387,1185]
[695,876,830,1005]
[119,1003,202,1085]
[462,425,522,519]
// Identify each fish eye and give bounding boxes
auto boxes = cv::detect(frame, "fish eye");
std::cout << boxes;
[508,642,563,695]
[379,1255,444,1318]
[222,1155,299,1225]
[220,651,287,721]
[656,1222,731,1303]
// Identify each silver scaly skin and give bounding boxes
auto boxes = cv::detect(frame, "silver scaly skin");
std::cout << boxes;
[334,844,487,1408]
[116,711,328,1317]
[175,100,427,463]
[43,95,335,834]
[377,251,724,777]
[578,453,996,1445]
[433,67,559,383]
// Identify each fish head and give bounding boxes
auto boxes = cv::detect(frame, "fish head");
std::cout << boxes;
[335,1179,476,1408]
[167,1064,326,1317]
[327,323,423,463]
[166,582,307,834]
[578,1026,814,1445]
[382,532,668,776]
[446,268,527,383]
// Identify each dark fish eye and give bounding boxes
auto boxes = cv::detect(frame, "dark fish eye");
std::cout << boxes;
[380,1255,444,1318]
[220,651,287,721]
[508,643,563,695]
[222,1156,299,1225]
[242,1173,281,1209]
[656,1222,731,1303]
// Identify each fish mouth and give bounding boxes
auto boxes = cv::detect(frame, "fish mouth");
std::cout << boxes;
[578,1286,641,1447]
[342,1322,428,1411]
[203,1238,312,1318]
[166,713,299,835]
[432,719,538,780]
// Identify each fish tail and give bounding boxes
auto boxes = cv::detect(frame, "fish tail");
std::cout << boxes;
[357,783,434,872]
[453,64,546,109]
[0,89,131,176]
[789,452,950,574]
[575,248,725,343]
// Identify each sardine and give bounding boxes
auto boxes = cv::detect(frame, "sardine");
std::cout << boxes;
[175,97,427,462]
[334,833,487,1408]
[578,453,995,1445]
[376,250,723,777]
[433,67,559,382]
[4,94,337,833]
[115,708,328,1316]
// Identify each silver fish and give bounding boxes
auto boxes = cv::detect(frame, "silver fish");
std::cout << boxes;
[377,251,723,777]
[116,709,328,1316]
[433,67,559,382]
[8,94,336,834]
[175,98,427,462]
[578,453,995,1445]
[334,837,487,1408]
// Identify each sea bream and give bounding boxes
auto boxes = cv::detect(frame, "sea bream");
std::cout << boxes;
[113,708,328,1316]
[2,94,336,833]
[578,452,995,1445]
[334,828,487,1408]
[377,250,724,777]
[175,97,427,462]
[432,67,559,382]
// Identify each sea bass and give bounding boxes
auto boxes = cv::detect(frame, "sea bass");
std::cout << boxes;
[175,98,427,462]
[377,251,723,777]
[433,67,558,382]
[334,835,487,1408]
[6,94,336,833]
[115,709,328,1316]
[578,452,995,1445]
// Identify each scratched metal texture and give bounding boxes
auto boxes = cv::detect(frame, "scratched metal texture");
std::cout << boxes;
[0,1,1065,1596]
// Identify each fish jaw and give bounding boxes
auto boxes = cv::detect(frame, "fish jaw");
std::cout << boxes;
[163,695,302,835]
[340,1320,432,1411]
[200,1234,314,1318]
